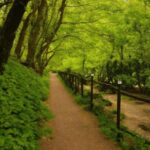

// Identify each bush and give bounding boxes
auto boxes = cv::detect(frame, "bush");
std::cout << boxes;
[115,74,136,89]
[75,95,90,106]
[0,59,52,150]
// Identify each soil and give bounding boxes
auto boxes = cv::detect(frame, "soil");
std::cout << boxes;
[103,94,150,141]
[40,74,120,150]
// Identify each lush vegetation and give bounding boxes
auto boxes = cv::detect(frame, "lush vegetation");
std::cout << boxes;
[0,0,67,74]
[49,0,150,94]
[0,0,150,93]
[0,0,150,149]
[0,59,52,149]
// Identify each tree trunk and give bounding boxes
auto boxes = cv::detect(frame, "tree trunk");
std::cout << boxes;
[0,0,29,73]
[26,0,47,68]
[35,0,67,67]
[15,13,31,59]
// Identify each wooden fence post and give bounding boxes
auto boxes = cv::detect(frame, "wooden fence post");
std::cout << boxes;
[73,75,75,90]
[71,75,74,89]
[69,74,72,87]
[117,80,122,141]
[81,77,84,97]
[77,76,80,93]
[90,74,94,110]
[74,76,77,94]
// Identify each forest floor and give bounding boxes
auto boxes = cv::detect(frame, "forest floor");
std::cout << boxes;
[103,94,150,141]
[40,74,120,150]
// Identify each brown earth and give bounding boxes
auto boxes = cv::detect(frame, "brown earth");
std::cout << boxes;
[103,94,150,141]
[40,74,120,150]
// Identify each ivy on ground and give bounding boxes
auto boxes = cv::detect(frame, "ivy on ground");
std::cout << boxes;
[0,59,52,150]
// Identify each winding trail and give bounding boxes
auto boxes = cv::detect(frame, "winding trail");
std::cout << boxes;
[40,74,120,150]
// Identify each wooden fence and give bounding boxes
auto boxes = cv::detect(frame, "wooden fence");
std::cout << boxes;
[58,71,150,140]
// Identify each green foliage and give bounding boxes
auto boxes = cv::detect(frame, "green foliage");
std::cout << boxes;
[0,59,52,150]
[75,94,90,106]
[115,74,136,89]
[145,70,150,88]
[49,0,150,93]
[97,111,119,140]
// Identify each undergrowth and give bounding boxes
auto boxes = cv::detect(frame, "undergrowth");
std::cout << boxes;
[0,59,53,150]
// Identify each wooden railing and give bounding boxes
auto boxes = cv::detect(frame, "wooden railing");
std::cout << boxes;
[58,71,150,140]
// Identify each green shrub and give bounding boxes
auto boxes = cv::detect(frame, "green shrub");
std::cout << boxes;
[75,95,90,105]
[0,59,52,150]
[115,74,136,89]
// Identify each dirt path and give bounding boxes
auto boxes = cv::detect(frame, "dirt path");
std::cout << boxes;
[40,74,120,150]
[103,94,150,140]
